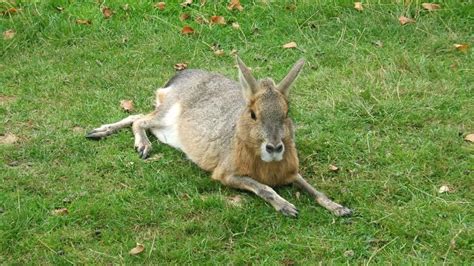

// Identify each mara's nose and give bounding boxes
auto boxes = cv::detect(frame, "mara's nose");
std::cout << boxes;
[266,142,284,154]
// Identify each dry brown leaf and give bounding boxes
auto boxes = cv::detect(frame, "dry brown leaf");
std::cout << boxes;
[438,185,451,194]
[195,16,209,24]
[102,7,113,19]
[174,63,188,70]
[181,25,195,35]
[179,13,190,21]
[354,2,363,11]
[283,41,297,49]
[0,133,18,145]
[3,29,15,40]
[181,0,193,7]
[422,3,441,11]
[329,164,339,172]
[2,7,20,16]
[129,243,145,255]
[154,2,166,10]
[120,100,134,112]
[232,22,240,29]
[227,195,243,207]
[0,95,16,104]
[227,0,243,11]
[399,16,415,25]
[210,15,226,25]
[214,49,225,56]
[51,208,69,216]
[76,19,92,25]
[464,133,474,142]
[454,43,469,53]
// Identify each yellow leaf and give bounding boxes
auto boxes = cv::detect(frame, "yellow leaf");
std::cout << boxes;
[282,41,297,49]
[51,208,69,216]
[232,22,240,29]
[154,2,165,10]
[454,43,469,53]
[129,243,145,255]
[465,133,474,142]
[227,0,243,11]
[354,2,363,11]
[3,29,15,40]
[422,3,441,11]
[0,133,18,145]
[399,16,415,25]
[438,185,451,194]
[214,49,225,56]
[174,63,188,71]
[76,19,92,25]
[210,15,226,25]
[329,164,339,172]
[120,100,134,112]
[181,0,193,7]
[179,13,190,21]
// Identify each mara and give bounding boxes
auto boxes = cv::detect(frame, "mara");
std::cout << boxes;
[87,57,352,217]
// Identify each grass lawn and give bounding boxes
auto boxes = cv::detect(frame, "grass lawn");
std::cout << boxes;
[1,0,473,264]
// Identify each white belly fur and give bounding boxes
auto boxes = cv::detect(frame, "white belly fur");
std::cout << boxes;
[151,102,183,150]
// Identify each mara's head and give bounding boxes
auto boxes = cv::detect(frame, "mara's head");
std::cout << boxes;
[236,57,305,162]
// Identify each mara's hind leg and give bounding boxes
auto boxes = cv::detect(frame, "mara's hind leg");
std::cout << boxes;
[132,111,162,159]
[86,114,144,139]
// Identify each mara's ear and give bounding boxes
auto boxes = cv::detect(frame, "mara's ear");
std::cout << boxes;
[236,56,258,101]
[277,58,305,97]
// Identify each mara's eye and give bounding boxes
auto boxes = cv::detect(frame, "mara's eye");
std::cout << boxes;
[250,110,256,120]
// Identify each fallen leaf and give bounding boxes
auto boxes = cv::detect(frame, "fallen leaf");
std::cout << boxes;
[181,25,195,35]
[51,208,69,216]
[120,100,134,112]
[129,243,145,255]
[195,16,209,24]
[283,41,297,49]
[399,16,415,25]
[464,133,474,142]
[438,185,451,194]
[229,49,238,56]
[154,2,165,10]
[227,0,243,11]
[72,126,84,133]
[146,153,163,162]
[354,2,363,11]
[422,3,441,11]
[372,40,384,47]
[210,15,226,25]
[122,4,130,11]
[2,7,20,16]
[0,133,18,145]
[454,43,469,53]
[232,22,240,29]
[174,63,188,70]
[76,19,92,25]
[295,191,300,200]
[329,164,339,172]
[102,7,113,19]
[181,0,193,7]
[214,49,225,56]
[3,29,15,40]
[227,195,243,207]
[179,13,190,21]
[344,250,355,257]
[55,6,64,12]
[281,259,296,266]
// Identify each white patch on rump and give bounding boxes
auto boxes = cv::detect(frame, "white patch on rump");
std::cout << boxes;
[151,102,183,150]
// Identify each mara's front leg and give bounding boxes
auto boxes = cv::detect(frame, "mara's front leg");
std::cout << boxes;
[220,175,298,217]
[294,174,352,217]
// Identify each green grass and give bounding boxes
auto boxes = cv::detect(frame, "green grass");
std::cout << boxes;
[1,0,473,264]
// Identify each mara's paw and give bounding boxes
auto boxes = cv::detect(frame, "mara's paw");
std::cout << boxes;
[277,201,298,218]
[135,141,152,159]
[85,125,115,140]
[332,206,352,217]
